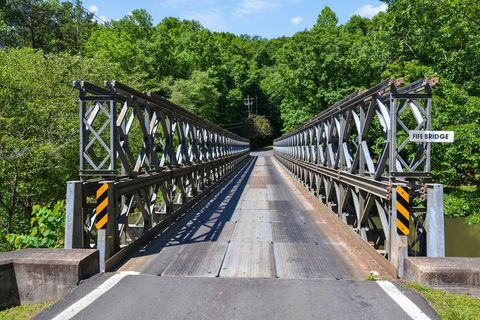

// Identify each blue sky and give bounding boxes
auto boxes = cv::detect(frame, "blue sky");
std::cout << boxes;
[83,0,388,39]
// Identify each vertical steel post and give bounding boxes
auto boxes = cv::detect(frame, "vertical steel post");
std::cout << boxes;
[425,96,432,172]
[388,94,397,175]
[389,186,408,278]
[97,181,115,272]
[64,181,84,249]
[79,99,86,175]
[97,229,107,272]
[109,100,117,173]
[425,184,445,257]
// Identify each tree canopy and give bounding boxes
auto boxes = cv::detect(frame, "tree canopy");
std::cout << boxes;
[1,0,480,249]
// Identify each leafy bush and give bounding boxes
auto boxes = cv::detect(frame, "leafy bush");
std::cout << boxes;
[5,201,65,249]
[466,214,480,225]
[443,186,480,223]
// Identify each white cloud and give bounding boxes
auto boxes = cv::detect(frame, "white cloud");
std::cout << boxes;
[184,9,227,31]
[87,4,108,24]
[232,0,279,18]
[355,3,388,18]
[98,15,109,22]
[88,4,98,13]
[290,16,303,25]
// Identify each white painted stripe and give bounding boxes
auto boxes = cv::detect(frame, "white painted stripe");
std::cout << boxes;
[52,271,139,320]
[376,281,431,320]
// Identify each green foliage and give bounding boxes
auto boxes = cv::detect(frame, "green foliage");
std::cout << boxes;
[1,0,98,53]
[431,82,480,185]
[466,214,480,225]
[249,115,273,139]
[366,271,380,281]
[239,115,273,140]
[0,47,132,250]
[1,0,480,250]
[444,187,480,222]
[6,201,65,249]
[170,70,221,121]
[0,301,53,318]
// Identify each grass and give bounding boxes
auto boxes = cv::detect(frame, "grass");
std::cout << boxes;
[366,270,380,281]
[402,282,480,320]
[0,302,53,320]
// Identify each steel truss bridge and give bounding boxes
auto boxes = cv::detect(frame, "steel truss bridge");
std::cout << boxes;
[65,80,250,270]
[273,78,444,275]
[65,78,444,277]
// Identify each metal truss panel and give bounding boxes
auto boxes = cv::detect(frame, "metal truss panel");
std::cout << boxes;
[231,210,271,223]
[240,189,267,201]
[231,221,273,243]
[268,210,307,223]
[70,80,250,265]
[161,242,228,277]
[248,176,267,189]
[220,242,274,278]
[238,200,269,210]
[273,243,350,280]
[273,78,438,265]
[271,222,322,243]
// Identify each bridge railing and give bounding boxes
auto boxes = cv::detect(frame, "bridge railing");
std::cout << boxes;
[65,81,250,270]
[273,78,444,276]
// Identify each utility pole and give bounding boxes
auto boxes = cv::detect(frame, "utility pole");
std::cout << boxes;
[244,95,255,116]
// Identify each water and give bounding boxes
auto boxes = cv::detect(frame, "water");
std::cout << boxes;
[445,217,480,257]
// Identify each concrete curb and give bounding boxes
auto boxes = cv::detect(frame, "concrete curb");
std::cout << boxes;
[404,257,480,288]
[0,249,99,308]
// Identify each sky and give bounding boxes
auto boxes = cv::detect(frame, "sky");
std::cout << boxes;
[82,0,388,39]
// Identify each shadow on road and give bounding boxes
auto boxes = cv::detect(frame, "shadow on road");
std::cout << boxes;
[119,156,256,261]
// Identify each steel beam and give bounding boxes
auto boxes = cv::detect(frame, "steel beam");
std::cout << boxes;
[66,80,250,270]
[274,78,442,273]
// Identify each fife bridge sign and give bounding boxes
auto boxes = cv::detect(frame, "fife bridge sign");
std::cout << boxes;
[409,130,455,143]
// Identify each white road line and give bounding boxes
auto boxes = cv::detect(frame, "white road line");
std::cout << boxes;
[52,271,139,320]
[376,280,431,320]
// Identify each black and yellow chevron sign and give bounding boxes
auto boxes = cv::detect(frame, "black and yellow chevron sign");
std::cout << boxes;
[95,183,109,230]
[396,186,410,236]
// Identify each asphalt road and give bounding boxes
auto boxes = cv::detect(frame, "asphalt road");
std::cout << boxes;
[36,151,438,319]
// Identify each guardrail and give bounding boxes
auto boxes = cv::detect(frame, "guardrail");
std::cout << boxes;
[273,78,444,276]
[65,81,250,270]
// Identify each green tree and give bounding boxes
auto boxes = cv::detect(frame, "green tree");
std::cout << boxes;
[1,0,97,53]
[0,48,132,250]
[170,70,221,121]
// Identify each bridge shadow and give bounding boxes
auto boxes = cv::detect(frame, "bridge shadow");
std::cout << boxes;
[128,156,257,258]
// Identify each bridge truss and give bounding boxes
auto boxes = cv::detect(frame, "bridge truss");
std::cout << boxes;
[273,78,445,275]
[65,81,250,270]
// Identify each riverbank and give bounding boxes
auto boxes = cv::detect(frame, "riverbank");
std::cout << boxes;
[444,186,480,224]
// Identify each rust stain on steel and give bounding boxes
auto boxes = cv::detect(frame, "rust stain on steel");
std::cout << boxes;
[248,176,267,188]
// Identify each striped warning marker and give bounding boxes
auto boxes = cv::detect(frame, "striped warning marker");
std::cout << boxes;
[95,183,109,230]
[396,186,410,236]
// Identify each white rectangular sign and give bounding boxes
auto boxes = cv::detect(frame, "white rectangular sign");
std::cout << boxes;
[409,130,454,143]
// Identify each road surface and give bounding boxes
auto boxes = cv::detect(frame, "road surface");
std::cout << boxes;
[37,150,438,320]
